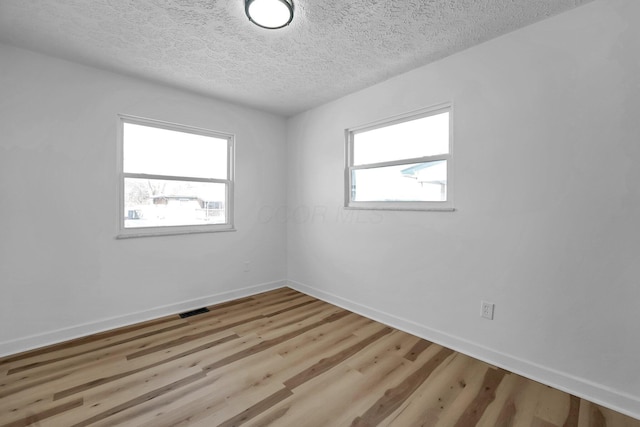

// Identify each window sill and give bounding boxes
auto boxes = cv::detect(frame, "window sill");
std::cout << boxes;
[345,202,455,212]
[116,226,236,239]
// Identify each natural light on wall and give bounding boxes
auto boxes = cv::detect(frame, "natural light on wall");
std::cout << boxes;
[345,105,453,211]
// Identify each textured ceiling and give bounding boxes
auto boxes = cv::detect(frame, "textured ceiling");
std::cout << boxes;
[0,0,593,116]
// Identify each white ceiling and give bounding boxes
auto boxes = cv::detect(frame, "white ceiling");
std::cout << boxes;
[0,0,592,116]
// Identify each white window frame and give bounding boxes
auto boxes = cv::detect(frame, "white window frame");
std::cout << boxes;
[345,103,454,211]
[116,114,235,238]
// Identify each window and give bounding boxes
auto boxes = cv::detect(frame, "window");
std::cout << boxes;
[345,104,453,211]
[117,115,235,238]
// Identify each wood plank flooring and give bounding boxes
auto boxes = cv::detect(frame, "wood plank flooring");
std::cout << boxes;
[1,288,639,426]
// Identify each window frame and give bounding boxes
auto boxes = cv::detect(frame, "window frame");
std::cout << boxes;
[116,114,235,239]
[344,103,455,211]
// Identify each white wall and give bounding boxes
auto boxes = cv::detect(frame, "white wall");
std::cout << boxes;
[0,44,287,356]
[287,0,640,418]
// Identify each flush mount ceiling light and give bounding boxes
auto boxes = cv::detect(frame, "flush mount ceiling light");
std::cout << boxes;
[245,0,294,30]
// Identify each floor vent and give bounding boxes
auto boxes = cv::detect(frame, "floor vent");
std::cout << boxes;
[179,307,210,318]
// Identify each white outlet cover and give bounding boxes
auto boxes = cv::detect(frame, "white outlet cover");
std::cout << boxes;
[481,301,495,320]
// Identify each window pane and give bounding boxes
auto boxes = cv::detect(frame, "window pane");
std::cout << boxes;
[124,178,226,228]
[123,123,228,179]
[353,112,449,166]
[352,161,447,202]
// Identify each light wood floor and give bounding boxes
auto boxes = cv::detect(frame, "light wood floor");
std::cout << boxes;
[1,288,639,427]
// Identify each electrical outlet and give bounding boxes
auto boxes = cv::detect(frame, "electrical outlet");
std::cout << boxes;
[243,261,250,272]
[481,301,495,320]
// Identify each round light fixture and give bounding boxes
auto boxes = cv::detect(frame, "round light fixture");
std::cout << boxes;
[245,0,294,30]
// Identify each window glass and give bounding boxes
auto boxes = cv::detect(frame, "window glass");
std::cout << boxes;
[124,178,226,228]
[123,123,228,179]
[353,112,449,166]
[352,161,447,202]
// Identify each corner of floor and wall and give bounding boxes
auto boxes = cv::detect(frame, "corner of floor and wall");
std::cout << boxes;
[1,0,639,421]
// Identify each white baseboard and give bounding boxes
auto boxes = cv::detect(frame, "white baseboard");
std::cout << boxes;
[0,280,286,359]
[287,280,640,420]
